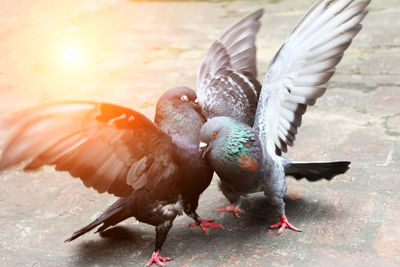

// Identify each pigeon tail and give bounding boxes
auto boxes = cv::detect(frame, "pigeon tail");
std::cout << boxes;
[285,161,350,182]
[65,198,130,242]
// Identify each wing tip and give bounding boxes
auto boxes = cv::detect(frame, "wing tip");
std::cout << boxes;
[253,8,265,19]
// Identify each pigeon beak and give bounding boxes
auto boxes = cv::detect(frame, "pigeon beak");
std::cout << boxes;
[199,142,209,158]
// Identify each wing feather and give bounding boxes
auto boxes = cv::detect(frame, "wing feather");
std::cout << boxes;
[197,9,263,125]
[0,102,180,197]
[254,0,370,156]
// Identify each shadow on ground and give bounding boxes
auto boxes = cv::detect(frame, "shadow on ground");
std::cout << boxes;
[70,194,337,266]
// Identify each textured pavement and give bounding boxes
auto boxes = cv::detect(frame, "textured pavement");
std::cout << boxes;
[1,0,400,266]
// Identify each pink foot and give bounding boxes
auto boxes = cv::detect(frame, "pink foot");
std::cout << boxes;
[145,250,172,267]
[270,215,301,234]
[215,203,243,217]
[189,217,223,234]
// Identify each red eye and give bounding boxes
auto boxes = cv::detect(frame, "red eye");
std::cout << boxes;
[211,132,218,138]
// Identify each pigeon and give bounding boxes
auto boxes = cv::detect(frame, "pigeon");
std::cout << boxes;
[0,88,219,266]
[0,9,264,267]
[198,0,370,234]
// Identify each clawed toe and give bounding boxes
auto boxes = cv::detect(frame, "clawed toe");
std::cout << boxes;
[189,217,223,234]
[270,215,301,234]
[145,250,172,267]
[215,203,243,217]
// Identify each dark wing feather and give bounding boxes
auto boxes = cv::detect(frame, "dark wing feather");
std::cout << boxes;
[197,9,263,125]
[0,101,180,197]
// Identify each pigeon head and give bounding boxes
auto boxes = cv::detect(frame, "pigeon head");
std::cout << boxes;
[156,87,200,118]
[159,86,197,105]
[155,87,199,118]
[155,87,205,146]
[199,116,235,158]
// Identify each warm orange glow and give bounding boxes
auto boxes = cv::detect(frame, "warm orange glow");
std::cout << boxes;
[0,1,166,103]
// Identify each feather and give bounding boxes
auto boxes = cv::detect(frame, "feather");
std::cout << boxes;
[197,9,263,125]
[254,0,370,156]
[0,101,180,197]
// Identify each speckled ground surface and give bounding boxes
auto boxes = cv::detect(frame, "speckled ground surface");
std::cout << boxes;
[1,0,399,266]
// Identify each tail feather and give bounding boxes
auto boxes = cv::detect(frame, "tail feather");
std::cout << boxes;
[285,161,350,182]
[65,198,130,242]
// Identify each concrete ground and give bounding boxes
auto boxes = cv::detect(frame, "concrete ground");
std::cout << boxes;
[0,0,399,266]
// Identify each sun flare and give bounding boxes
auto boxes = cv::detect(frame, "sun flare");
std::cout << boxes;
[63,47,80,63]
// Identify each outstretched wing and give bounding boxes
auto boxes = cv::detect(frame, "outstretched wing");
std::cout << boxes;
[197,9,263,125]
[254,0,370,156]
[0,101,180,197]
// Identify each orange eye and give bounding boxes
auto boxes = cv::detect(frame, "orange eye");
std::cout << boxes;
[211,132,218,138]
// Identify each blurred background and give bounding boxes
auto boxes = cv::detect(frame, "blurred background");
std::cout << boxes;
[0,0,399,266]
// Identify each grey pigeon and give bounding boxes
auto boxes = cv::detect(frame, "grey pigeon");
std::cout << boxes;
[0,9,264,267]
[198,0,370,233]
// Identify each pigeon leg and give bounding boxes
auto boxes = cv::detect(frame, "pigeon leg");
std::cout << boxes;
[189,214,223,234]
[146,221,173,267]
[217,181,243,217]
[264,176,301,234]
[267,196,301,234]
[183,200,223,233]
[215,202,243,217]
[270,215,301,234]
